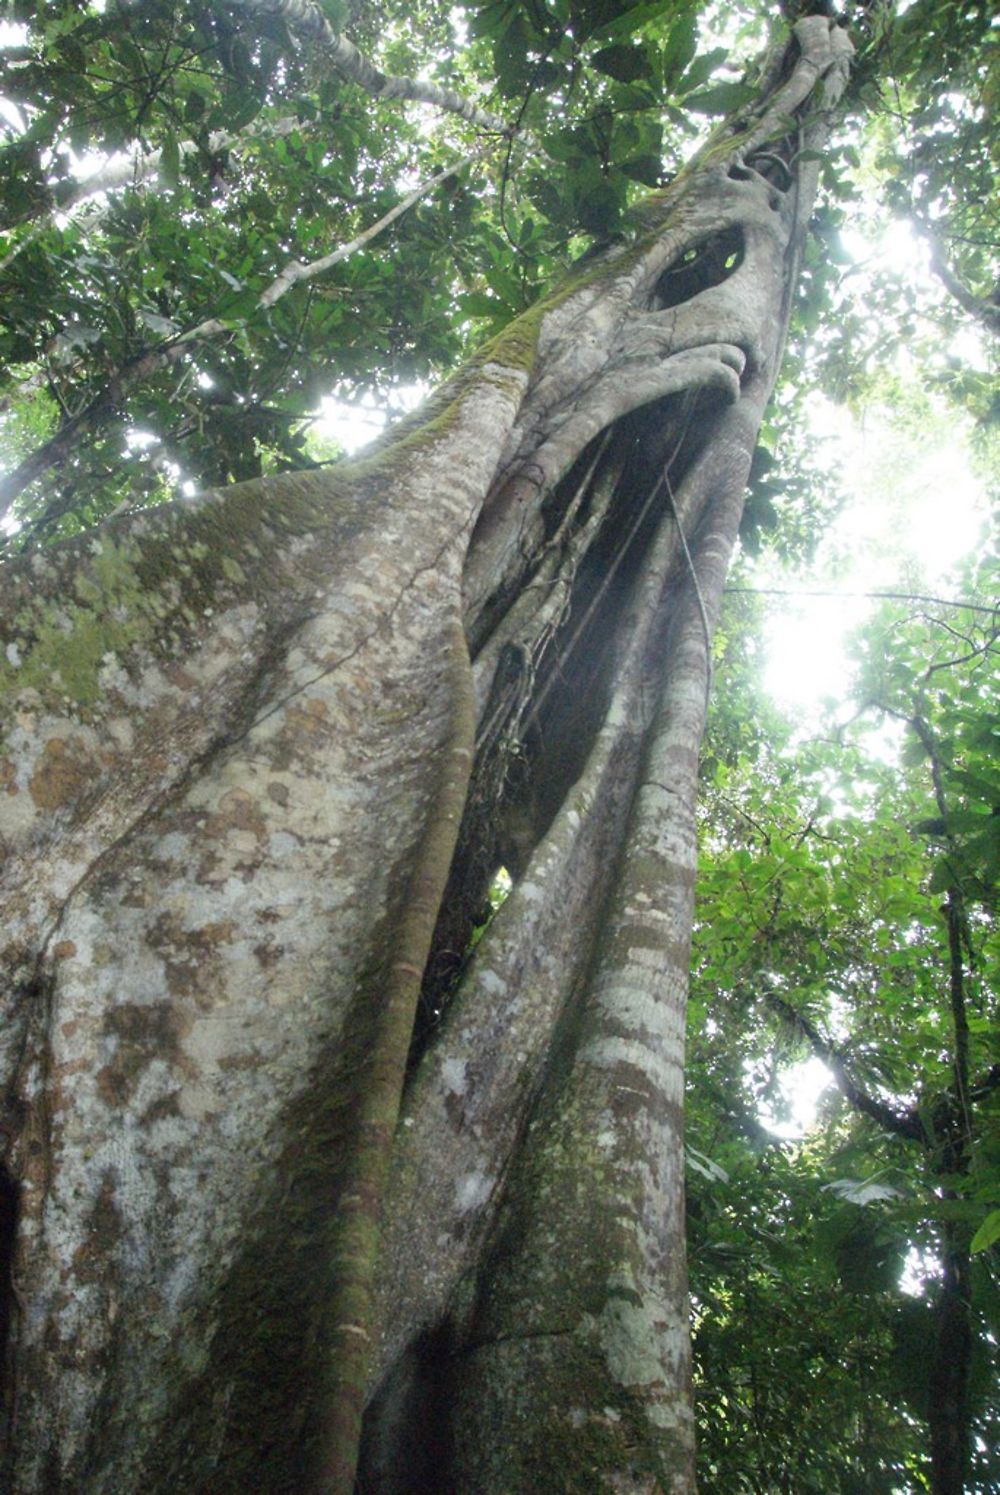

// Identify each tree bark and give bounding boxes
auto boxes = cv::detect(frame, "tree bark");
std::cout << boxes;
[928,1229,973,1495]
[0,19,851,1492]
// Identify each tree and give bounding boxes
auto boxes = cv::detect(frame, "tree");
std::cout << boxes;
[0,2,993,1490]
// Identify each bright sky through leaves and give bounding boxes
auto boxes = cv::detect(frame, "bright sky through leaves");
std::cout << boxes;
[759,403,989,714]
[754,214,993,721]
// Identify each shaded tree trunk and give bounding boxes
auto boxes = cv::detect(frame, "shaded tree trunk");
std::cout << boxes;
[928,1227,973,1495]
[0,19,851,1493]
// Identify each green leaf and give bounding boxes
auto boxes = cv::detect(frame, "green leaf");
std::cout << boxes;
[228,88,264,132]
[546,126,589,163]
[116,36,145,77]
[687,1145,730,1184]
[677,47,728,94]
[971,1209,1000,1254]
[662,13,697,88]
[457,291,507,319]
[683,80,755,115]
[620,153,663,187]
[574,178,622,237]
[819,1178,902,1213]
[137,308,179,337]
[586,0,676,43]
[591,43,650,83]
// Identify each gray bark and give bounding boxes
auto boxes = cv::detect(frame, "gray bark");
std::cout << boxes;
[0,19,851,1492]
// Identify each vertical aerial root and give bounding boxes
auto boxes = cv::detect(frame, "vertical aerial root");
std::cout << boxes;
[318,614,476,1495]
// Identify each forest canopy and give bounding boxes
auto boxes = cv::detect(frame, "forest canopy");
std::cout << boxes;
[0,0,994,542]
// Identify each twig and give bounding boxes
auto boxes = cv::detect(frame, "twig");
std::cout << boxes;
[724,587,998,617]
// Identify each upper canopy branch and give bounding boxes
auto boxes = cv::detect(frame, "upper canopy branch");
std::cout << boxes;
[737,14,853,160]
[233,0,511,133]
[919,221,1000,340]
[762,986,923,1140]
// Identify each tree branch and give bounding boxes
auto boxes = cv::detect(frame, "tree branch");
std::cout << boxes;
[0,149,478,528]
[907,714,972,1139]
[918,221,1000,340]
[762,987,924,1140]
[233,0,511,133]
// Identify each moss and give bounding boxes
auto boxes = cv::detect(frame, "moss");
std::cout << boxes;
[0,468,348,716]
[345,386,470,482]
[1,536,153,706]
[477,298,547,373]
[345,303,546,491]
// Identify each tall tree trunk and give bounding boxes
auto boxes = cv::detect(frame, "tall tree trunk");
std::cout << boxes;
[928,1227,973,1495]
[0,19,851,1492]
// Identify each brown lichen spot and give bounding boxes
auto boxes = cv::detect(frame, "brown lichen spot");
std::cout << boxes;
[147,912,238,1002]
[99,1000,188,1104]
[444,1089,466,1130]
[253,939,284,969]
[203,787,268,842]
[95,1063,131,1107]
[51,1056,93,1113]
[28,735,94,811]
[164,955,203,1000]
[217,1051,260,1072]
[195,846,225,885]
[266,780,290,807]
[285,697,330,738]
[53,1056,90,1082]
[164,661,198,689]
[72,1172,124,1284]
[197,921,237,947]
[52,940,77,960]
[142,1091,183,1125]
[41,1294,76,1351]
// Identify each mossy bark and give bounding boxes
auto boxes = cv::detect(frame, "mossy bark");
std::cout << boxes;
[0,19,851,1491]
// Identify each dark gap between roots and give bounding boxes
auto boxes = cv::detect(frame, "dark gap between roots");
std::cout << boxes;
[409,381,728,1063]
